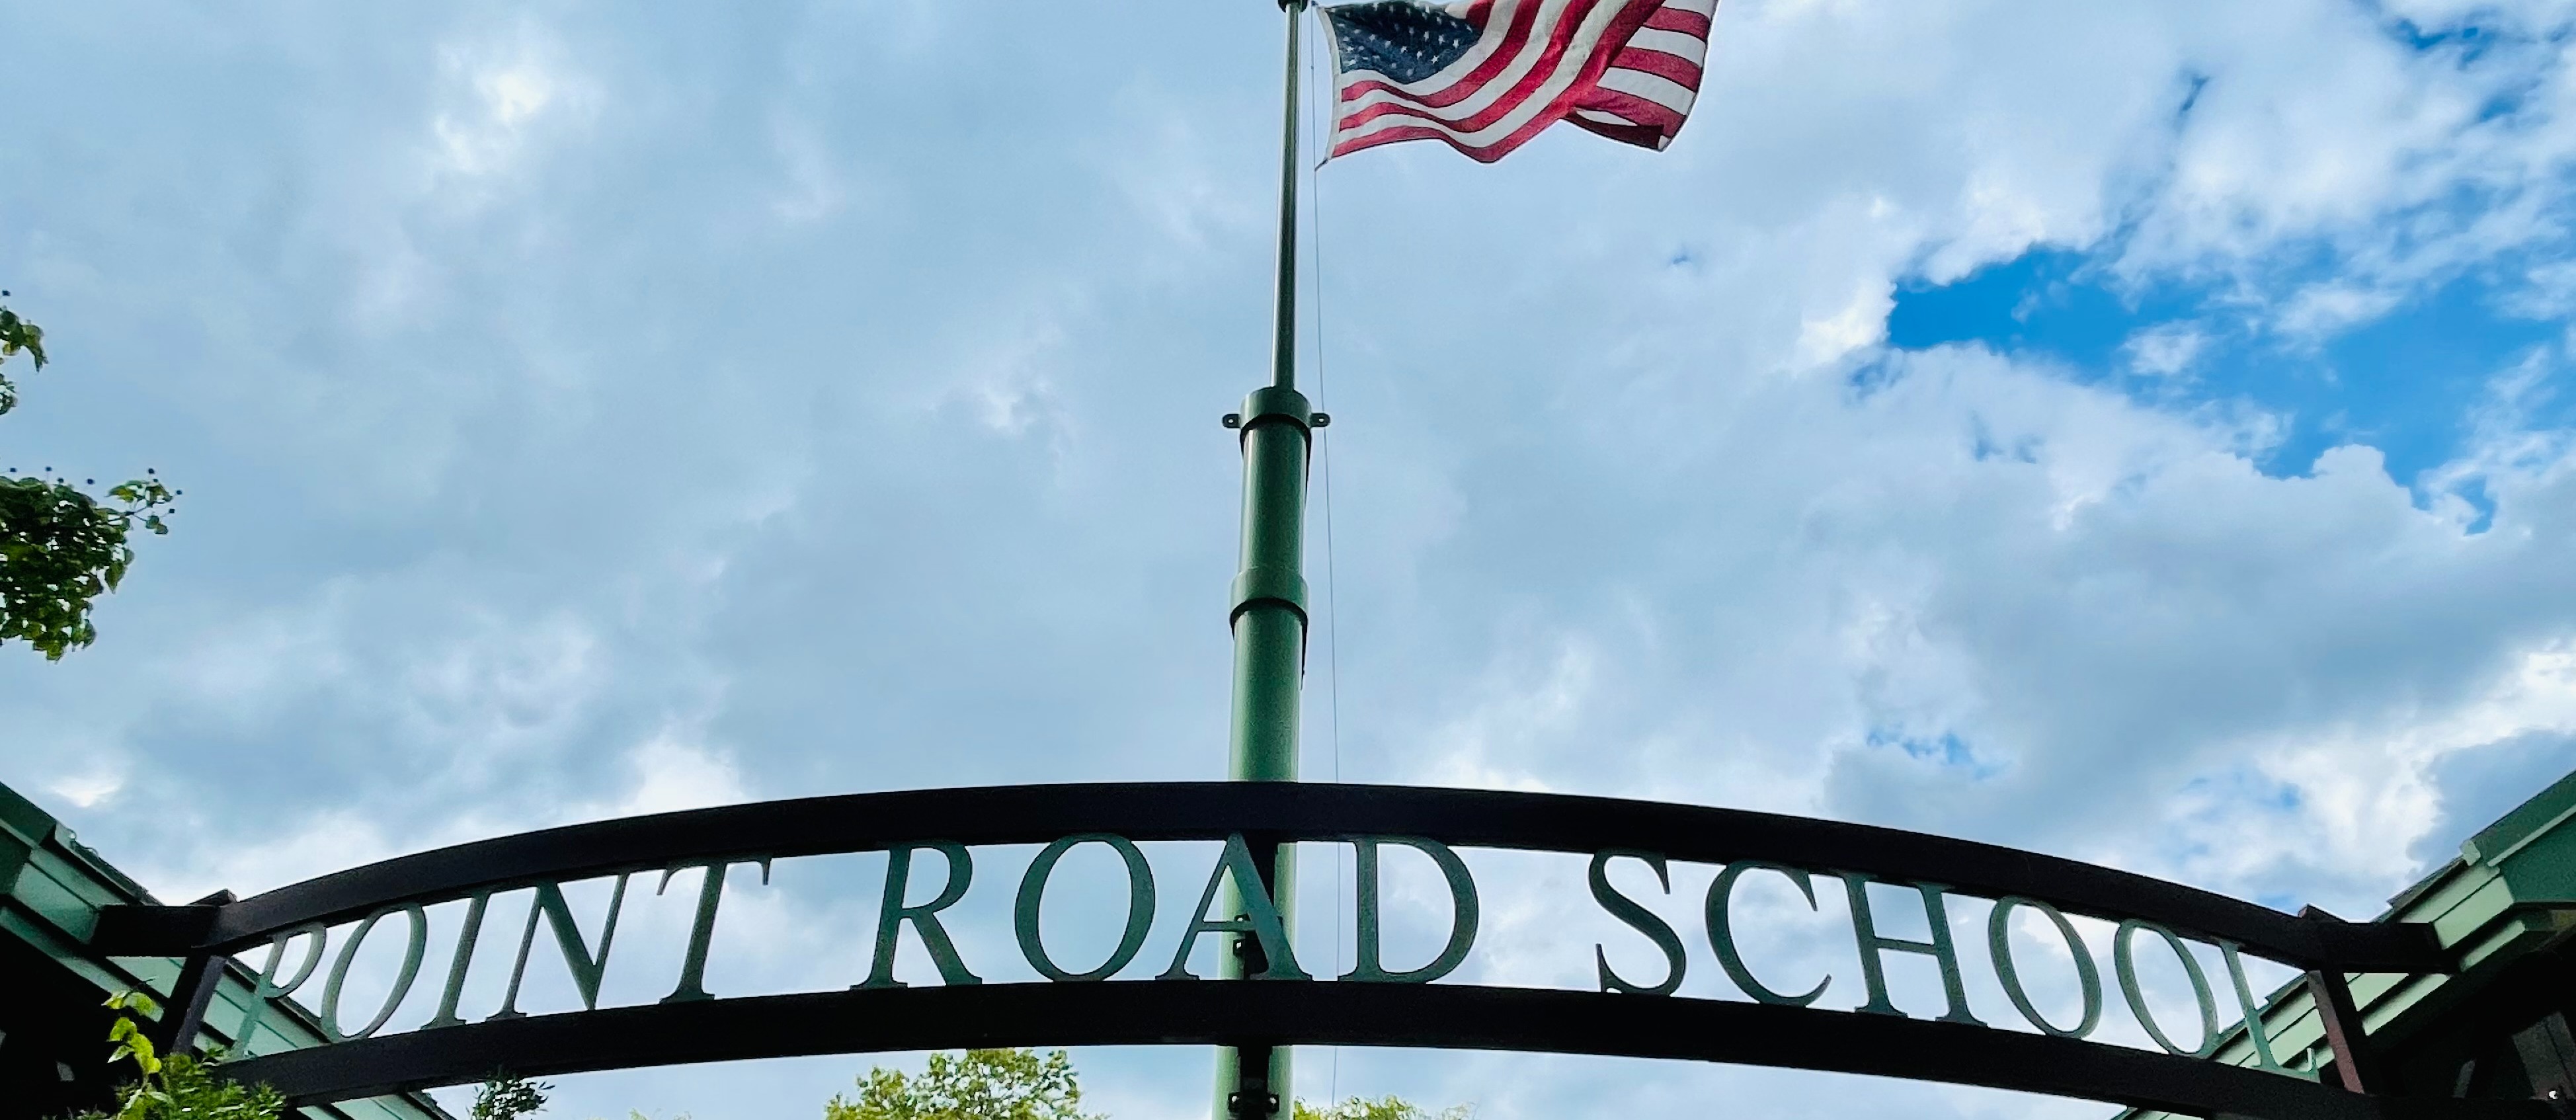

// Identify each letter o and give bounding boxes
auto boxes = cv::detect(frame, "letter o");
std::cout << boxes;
[2113,918,2220,1057]
[1986,896,2101,1038]
[1016,834,1156,982]
[320,904,430,1040]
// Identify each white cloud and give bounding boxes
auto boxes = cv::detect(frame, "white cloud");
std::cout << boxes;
[1796,280,1892,366]
[598,734,754,818]
[2122,322,2208,378]
[427,23,588,185]
[137,735,750,903]
[46,764,128,810]
[2273,282,2405,340]
[15,1,2576,1117]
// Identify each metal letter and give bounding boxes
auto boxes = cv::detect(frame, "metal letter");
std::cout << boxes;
[2113,918,2220,1057]
[318,904,428,1040]
[1341,836,1478,984]
[1986,895,2101,1038]
[1838,873,1984,1025]
[2216,940,2298,1074]
[422,891,493,1029]
[1705,861,1828,1007]
[658,858,774,1003]
[858,842,983,988]
[1590,850,1685,996]
[1016,834,1156,982]
[1162,832,1309,980]
[492,876,633,1019]
[231,923,326,1048]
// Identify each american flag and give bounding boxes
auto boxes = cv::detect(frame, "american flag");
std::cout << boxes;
[1320,0,1718,163]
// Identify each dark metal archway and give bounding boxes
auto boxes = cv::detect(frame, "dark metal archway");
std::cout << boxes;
[87,782,2522,1119]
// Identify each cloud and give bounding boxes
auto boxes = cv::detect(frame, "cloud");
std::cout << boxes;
[10,1,2576,1118]
[606,733,754,818]
[426,20,591,188]
[2122,322,2209,378]
[2274,282,2405,340]
[46,764,127,809]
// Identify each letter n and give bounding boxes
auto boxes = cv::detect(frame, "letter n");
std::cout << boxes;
[491,876,632,1019]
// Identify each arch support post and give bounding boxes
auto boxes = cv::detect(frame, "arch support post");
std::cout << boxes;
[2305,968,2383,1094]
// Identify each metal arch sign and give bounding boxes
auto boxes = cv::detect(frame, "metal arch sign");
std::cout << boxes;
[87,783,2532,1120]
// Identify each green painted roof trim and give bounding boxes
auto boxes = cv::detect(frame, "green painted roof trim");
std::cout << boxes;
[2466,768,2576,867]
[1,780,160,906]
[2118,766,2576,1119]
[0,779,454,1120]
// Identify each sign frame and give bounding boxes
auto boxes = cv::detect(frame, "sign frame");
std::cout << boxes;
[89,781,2516,1119]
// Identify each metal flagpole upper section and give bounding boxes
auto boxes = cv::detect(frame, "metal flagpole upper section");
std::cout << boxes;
[1271,0,1308,391]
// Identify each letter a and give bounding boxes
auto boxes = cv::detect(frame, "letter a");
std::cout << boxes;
[1161,834,1308,980]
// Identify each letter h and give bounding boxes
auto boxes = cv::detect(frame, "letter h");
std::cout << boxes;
[1837,873,1983,1025]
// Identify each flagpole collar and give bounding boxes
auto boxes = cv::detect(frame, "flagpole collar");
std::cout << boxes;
[1234,386,1316,450]
[1229,565,1310,627]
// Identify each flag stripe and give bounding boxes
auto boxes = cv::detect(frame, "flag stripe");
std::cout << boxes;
[1643,5,1711,36]
[1570,0,1712,151]
[1594,67,1694,114]
[1336,0,1649,149]
[1339,0,1602,124]
[1568,114,1668,149]
[1570,85,1683,134]
[1604,48,1701,94]
[1324,0,1718,162]
[1337,0,1556,107]
[1625,27,1706,65]
[1337,0,1621,137]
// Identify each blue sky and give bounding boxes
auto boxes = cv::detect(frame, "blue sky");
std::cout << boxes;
[1888,245,2570,497]
[10,1,2576,1118]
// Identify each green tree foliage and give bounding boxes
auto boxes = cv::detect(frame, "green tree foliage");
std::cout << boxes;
[0,298,46,413]
[825,1050,1098,1120]
[1293,1098,1470,1120]
[69,992,284,1120]
[0,291,179,659]
[473,1074,551,1120]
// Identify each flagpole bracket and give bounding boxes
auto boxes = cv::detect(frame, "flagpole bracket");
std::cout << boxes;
[1234,386,1315,449]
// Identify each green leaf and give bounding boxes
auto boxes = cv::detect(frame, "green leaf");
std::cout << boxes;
[0,305,46,371]
[1,471,176,659]
[471,1073,552,1120]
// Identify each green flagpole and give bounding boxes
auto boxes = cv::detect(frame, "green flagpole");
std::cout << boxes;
[1215,1,1315,1118]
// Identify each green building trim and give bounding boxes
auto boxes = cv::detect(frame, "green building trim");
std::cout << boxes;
[0,781,450,1120]
[2123,767,2576,1113]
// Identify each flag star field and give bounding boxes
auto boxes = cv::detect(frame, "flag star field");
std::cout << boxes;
[1326,3,1481,84]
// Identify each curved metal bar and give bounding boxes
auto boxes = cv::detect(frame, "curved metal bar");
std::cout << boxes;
[221,982,2534,1119]
[91,781,2440,971]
